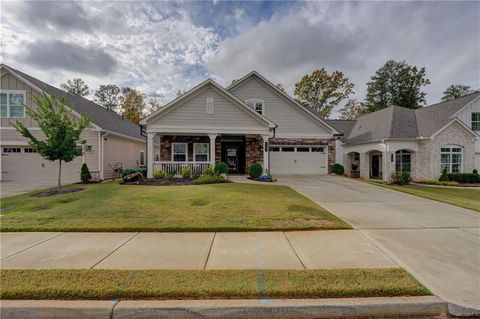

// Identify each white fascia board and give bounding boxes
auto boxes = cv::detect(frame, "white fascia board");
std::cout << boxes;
[448,95,480,119]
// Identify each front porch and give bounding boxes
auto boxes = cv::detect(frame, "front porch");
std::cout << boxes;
[147,133,270,177]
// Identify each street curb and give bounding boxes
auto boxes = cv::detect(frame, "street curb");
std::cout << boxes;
[1,296,448,319]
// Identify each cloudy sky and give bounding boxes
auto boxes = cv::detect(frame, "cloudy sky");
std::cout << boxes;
[1,1,479,117]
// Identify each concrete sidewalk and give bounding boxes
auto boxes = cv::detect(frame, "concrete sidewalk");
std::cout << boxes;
[0,230,397,269]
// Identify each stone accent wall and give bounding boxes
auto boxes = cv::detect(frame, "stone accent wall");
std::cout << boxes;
[415,123,476,180]
[160,136,210,162]
[270,137,336,173]
[246,137,263,165]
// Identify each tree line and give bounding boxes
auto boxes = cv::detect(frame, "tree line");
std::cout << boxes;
[293,60,478,120]
[60,80,161,123]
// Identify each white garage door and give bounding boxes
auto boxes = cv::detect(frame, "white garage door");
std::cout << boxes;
[270,145,327,175]
[1,146,82,182]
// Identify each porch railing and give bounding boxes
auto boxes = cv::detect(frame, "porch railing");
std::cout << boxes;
[152,161,212,176]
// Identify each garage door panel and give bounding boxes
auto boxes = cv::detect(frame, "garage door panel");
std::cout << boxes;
[2,147,82,182]
[270,145,327,175]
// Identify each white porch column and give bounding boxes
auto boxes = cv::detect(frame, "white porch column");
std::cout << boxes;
[208,134,217,167]
[147,132,155,178]
[262,135,270,174]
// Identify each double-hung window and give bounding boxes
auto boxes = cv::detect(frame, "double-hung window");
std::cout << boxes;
[1,91,26,118]
[440,146,463,173]
[395,150,411,172]
[472,113,480,131]
[172,143,187,162]
[245,99,264,115]
[139,151,145,166]
[194,143,209,162]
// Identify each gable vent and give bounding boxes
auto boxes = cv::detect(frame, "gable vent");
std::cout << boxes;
[206,97,214,114]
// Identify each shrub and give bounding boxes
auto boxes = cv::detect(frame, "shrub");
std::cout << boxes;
[473,169,479,175]
[153,170,165,179]
[416,179,460,186]
[122,168,147,178]
[180,166,191,178]
[204,166,215,176]
[331,163,345,175]
[248,163,263,178]
[192,170,201,180]
[80,163,92,183]
[192,175,226,185]
[165,169,175,181]
[446,173,480,184]
[214,162,229,174]
[439,168,449,182]
[391,171,411,185]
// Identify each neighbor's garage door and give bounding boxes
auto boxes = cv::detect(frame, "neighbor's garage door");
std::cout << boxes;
[1,146,82,182]
[270,145,327,175]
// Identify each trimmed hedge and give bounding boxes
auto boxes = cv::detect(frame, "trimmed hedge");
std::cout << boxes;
[445,173,480,184]
[192,175,227,185]
[122,168,147,178]
[248,163,263,178]
[331,163,345,175]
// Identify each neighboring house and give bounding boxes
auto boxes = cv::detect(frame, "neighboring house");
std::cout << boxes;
[1,64,151,182]
[327,92,480,181]
[140,71,341,177]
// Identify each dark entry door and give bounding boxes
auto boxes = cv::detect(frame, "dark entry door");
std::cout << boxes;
[371,154,380,178]
[225,146,239,173]
[221,137,245,174]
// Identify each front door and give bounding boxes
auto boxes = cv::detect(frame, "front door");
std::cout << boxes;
[225,146,239,173]
[371,154,381,178]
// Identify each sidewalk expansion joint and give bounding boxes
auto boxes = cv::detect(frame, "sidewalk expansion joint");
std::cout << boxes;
[283,232,307,270]
[1,232,65,260]
[203,232,216,269]
[90,233,139,269]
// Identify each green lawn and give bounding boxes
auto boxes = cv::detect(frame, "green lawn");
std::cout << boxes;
[0,182,349,232]
[0,269,429,300]
[368,181,480,212]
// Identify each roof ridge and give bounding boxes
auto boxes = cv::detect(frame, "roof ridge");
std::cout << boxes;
[419,91,480,110]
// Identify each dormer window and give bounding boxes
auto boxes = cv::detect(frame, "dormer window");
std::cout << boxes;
[245,99,264,115]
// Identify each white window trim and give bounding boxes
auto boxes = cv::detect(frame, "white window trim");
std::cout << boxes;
[0,90,27,118]
[440,145,463,173]
[193,142,209,162]
[155,153,160,162]
[139,150,145,166]
[245,99,265,115]
[272,145,326,153]
[171,142,188,162]
[395,150,411,172]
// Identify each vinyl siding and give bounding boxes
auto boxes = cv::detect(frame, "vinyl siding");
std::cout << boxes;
[455,97,480,153]
[103,134,146,179]
[229,77,332,137]
[148,86,267,130]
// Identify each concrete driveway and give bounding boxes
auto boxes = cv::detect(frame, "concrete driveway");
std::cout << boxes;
[1,181,59,198]
[278,175,480,314]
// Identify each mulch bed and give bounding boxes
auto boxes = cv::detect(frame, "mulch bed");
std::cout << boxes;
[122,178,193,186]
[247,177,277,183]
[32,187,84,197]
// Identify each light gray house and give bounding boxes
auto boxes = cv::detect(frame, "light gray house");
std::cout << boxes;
[0,64,152,182]
[328,92,480,181]
[140,71,341,177]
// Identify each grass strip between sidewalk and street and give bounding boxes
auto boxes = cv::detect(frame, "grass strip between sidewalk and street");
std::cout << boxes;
[366,181,480,212]
[0,268,430,300]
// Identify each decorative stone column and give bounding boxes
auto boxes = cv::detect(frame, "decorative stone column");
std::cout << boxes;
[262,135,270,174]
[208,134,217,167]
[359,152,369,179]
[147,132,155,178]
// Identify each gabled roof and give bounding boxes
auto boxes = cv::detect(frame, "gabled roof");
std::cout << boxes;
[226,71,340,135]
[140,78,276,129]
[331,92,480,145]
[1,64,145,141]
[324,120,356,143]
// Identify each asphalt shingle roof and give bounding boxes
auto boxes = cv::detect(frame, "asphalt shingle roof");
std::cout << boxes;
[329,92,479,145]
[2,64,145,141]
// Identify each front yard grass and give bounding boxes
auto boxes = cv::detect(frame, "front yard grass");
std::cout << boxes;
[367,181,480,212]
[0,268,430,300]
[0,182,349,232]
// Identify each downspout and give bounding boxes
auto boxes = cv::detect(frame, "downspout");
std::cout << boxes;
[100,132,109,180]
[268,124,278,175]
[382,139,388,183]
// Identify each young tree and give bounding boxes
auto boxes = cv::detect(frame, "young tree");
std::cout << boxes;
[12,92,91,191]
[176,89,186,97]
[60,78,90,96]
[120,89,145,123]
[339,99,367,120]
[276,83,286,93]
[365,60,430,112]
[93,84,121,111]
[294,68,354,118]
[441,84,474,101]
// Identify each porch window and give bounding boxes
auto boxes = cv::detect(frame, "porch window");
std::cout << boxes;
[245,99,264,115]
[194,143,209,162]
[395,150,411,172]
[1,91,26,118]
[172,143,187,162]
[139,151,145,166]
[441,146,463,173]
[472,112,480,131]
